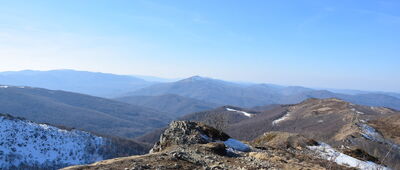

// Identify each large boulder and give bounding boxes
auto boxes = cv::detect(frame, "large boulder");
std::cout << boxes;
[150,121,230,153]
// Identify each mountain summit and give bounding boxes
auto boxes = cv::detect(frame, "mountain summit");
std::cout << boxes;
[179,75,211,82]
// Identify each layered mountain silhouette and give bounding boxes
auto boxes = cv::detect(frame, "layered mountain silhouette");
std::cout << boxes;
[2,70,399,110]
[126,76,400,110]
[0,85,171,138]
[125,76,262,107]
[0,69,154,97]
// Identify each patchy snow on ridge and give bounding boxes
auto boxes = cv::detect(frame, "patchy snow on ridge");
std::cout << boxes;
[200,134,251,152]
[226,108,254,117]
[0,115,109,169]
[351,108,365,115]
[272,112,291,125]
[357,123,400,150]
[359,123,383,141]
[308,143,389,170]
[0,85,28,89]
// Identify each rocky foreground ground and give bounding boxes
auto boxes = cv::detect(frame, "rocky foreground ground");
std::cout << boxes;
[63,121,390,170]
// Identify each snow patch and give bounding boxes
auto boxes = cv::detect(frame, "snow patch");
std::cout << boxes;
[357,123,400,151]
[0,85,27,89]
[226,108,254,118]
[308,143,389,170]
[224,138,251,152]
[359,124,382,141]
[351,108,365,115]
[272,112,291,125]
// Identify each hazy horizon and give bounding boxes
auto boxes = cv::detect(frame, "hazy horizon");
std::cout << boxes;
[1,0,399,92]
[1,68,399,94]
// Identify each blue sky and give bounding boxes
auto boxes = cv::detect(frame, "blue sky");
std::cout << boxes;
[0,0,399,92]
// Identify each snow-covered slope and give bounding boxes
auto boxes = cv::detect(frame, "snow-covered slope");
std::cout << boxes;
[0,114,147,170]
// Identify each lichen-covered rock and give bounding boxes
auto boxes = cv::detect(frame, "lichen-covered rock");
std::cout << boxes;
[150,121,230,153]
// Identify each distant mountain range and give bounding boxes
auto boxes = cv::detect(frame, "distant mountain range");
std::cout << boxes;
[125,76,291,107]
[0,85,171,138]
[1,70,399,110]
[115,94,220,118]
[0,114,149,169]
[126,76,400,110]
[0,69,154,97]
[326,88,400,99]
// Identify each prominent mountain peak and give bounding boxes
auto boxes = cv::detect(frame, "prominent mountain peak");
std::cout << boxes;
[179,75,213,82]
[189,75,205,80]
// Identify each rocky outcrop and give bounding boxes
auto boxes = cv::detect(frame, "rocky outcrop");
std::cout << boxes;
[150,121,230,153]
